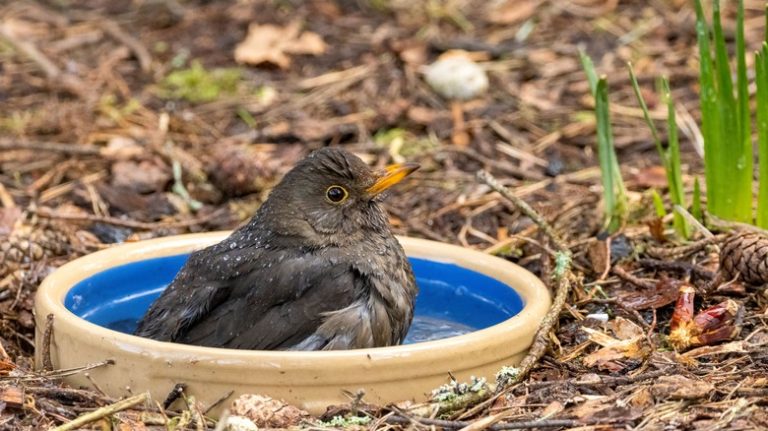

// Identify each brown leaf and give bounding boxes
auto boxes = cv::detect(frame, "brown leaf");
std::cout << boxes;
[631,165,668,189]
[101,136,144,161]
[646,217,666,242]
[111,160,171,194]
[486,0,536,25]
[0,385,24,410]
[618,277,682,310]
[582,317,650,371]
[392,39,428,65]
[587,238,610,277]
[570,397,640,422]
[683,340,747,358]
[650,375,714,400]
[234,21,326,68]
[0,207,22,236]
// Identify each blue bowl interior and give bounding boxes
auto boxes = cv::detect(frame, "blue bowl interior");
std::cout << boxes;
[65,254,524,345]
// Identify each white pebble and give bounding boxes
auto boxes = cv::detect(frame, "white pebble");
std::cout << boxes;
[425,56,489,100]
[223,415,259,431]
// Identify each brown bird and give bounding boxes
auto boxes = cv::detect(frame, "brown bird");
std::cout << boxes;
[135,147,419,350]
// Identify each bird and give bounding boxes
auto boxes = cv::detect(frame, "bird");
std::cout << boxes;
[134,147,419,351]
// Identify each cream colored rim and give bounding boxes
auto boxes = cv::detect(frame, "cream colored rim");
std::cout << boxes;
[37,233,550,378]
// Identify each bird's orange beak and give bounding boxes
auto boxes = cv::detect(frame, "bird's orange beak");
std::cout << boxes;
[366,162,420,196]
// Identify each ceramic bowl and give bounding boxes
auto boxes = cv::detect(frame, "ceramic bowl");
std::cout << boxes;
[34,233,550,415]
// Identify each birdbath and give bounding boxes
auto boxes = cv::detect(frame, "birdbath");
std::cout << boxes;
[34,232,550,416]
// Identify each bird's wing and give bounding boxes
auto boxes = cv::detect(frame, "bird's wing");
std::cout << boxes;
[175,249,362,350]
[133,240,265,341]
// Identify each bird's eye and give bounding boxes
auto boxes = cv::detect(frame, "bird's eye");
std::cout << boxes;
[326,185,348,203]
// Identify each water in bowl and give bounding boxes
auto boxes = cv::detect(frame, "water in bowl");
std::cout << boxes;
[67,254,524,346]
[105,314,475,344]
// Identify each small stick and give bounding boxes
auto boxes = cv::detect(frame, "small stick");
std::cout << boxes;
[611,266,656,289]
[33,207,224,231]
[42,314,55,372]
[99,20,152,73]
[0,24,88,97]
[476,170,574,389]
[646,235,725,259]
[0,138,102,156]
[477,170,568,250]
[636,258,715,280]
[51,392,150,431]
[386,415,610,430]
[85,372,108,397]
[163,383,186,409]
[203,390,234,415]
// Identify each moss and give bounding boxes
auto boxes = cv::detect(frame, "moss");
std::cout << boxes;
[158,61,243,103]
[319,415,372,427]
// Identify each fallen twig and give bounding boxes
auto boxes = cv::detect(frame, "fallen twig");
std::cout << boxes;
[477,170,567,251]
[99,20,152,73]
[636,258,715,280]
[476,170,575,390]
[0,138,102,156]
[33,207,226,231]
[387,414,612,430]
[646,235,725,259]
[51,391,150,431]
[42,314,54,372]
[0,24,88,97]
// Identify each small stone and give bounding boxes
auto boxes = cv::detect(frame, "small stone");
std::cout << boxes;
[222,415,259,431]
[425,53,488,100]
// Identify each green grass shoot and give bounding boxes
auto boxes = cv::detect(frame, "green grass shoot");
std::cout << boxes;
[651,189,667,218]
[580,50,627,232]
[757,41,768,228]
[628,65,690,238]
[692,177,703,222]
[693,0,753,223]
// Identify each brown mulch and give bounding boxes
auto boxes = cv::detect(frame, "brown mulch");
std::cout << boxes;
[1,0,767,429]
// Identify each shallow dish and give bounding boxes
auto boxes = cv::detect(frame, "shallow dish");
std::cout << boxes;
[34,233,550,415]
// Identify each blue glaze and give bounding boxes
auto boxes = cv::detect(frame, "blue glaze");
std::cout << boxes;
[65,255,524,344]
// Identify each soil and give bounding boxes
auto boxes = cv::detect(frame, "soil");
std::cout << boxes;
[1,0,767,429]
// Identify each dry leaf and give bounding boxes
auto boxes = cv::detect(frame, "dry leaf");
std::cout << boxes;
[111,160,171,194]
[650,375,714,400]
[587,238,610,277]
[619,277,682,310]
[631,165,668,189]
[683,340,747,358]
[486,0,537,25]
[234,21,326,68]
[0,207,22,236]
[582,317,650,371]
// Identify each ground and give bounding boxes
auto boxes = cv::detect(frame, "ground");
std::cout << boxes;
[1,0,768,429]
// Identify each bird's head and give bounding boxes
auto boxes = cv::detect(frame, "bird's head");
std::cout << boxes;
[257,147,419,246]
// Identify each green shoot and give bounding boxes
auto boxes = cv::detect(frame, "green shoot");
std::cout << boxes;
[651,189,667,218]
[661,78,690,238]
[580,50,628,232]
[758,42,768,228]
[692,177,703,222]
[693,0,753,223]
[628,65,690,238]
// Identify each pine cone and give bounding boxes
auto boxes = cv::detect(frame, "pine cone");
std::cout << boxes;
[719,231,768,285]
[0,219,71,274]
